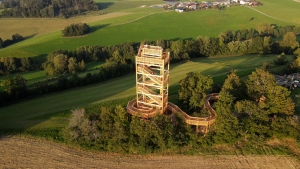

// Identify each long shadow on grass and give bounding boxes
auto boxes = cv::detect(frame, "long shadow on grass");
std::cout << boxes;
[36,53,48,62]
[97,2,114,11]
[24,33,38,40]
[90,24,110,33]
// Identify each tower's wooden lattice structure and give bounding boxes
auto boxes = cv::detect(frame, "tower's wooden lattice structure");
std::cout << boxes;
[135,45,170,114]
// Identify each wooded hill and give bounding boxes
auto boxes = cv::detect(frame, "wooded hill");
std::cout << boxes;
[0,0,98,18]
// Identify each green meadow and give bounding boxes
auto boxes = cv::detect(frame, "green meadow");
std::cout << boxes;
[254,0,300,24]
[1,0,300,59]
[0,54,291,134]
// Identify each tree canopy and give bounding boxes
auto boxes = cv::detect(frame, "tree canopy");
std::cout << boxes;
[178,72,213,110]
[0,0,98,18]
[62,23,90,37]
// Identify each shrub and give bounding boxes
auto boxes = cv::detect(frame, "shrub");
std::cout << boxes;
[274,53,288,65]
[63,109,100,143]
[62,23,90,37]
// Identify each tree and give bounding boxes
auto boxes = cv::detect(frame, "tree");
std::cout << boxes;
[68,57,78,73]
[294,48,300,57]
[44,62,55,77]
[250,36,264,53]
[178,72,213,110]
[257,23,275,36]
[0,38,3,48]
[64,108,86,141]
[285,56,300,73]
[219,30,233,44]
[246,68,276,101]
[280,32,299,54]
[246,68,294,115]
[1,0,98,18]
[246,28,259,39]
[79,60,86,71]
[221,70,245,100]
[107,105,129,152]
[63,109,100,143]
[274,53,288,65]
[12,33,24,41]
[53,54,68,74]
[62,23,90,37]
[170,40,190,62]
[2,74,27,100]
[214,91,239,143]
[262,36,272,54]
[265,85,294,115]
[235,100,270,137]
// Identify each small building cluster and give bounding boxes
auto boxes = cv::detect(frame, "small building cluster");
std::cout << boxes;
[163,0,262,13]
[275,73,300,89]
[232,0,261,5]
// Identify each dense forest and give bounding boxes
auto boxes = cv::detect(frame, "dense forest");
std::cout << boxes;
[0,0,98,18]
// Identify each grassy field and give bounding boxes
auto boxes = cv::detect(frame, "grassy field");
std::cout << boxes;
[0,54,290,134]
[0,1,164,40]
[1,0,300,59]
[0,1,162,40]
[253,0,300,24]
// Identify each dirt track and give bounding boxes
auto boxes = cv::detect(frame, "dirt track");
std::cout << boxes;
[0,136,299,169]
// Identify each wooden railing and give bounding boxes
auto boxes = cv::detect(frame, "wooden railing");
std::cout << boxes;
[127,99,158,118]
[142,48,163,57]
[136,56,164,66]
[127,93,219,128]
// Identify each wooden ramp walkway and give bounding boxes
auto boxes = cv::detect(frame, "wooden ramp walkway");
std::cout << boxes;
[127,93,219,133]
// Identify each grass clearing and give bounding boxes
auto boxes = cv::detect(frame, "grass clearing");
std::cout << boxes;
[20,71,48,85]
[86,61,105,69]
[0,70,47,85]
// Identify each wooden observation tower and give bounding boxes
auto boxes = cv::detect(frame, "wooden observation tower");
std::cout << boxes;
[134,45,170,115]
[127,45,217,134]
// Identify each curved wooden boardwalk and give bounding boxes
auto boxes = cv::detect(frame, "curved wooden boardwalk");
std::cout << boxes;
[127,93,219,132]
